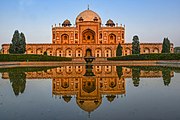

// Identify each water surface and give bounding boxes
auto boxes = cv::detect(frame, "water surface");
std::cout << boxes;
[0,65,180,120]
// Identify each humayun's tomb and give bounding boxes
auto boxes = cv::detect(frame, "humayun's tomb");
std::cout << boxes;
[1,8,174,57]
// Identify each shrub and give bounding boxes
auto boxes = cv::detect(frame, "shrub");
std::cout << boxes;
[107,53,180,61]
[0,54,72,62]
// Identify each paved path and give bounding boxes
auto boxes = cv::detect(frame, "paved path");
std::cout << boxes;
[0,60,180,68]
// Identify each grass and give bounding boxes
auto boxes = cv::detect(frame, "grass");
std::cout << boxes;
[0,54,72,62]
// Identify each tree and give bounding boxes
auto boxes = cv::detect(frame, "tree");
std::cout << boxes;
[162,38,170,53]
[116,43,122,56]
[19,33,26,54]
[9,30,26,54]
[9,30,19,54]
[132,35,140,54]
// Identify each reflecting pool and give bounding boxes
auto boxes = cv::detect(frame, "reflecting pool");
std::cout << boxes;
[0,65,180,120]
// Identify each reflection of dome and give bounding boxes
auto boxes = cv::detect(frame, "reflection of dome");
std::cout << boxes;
[77,99,102,113]
[106,95,116,102]
[62,95,72,103]
[106,19,115,26]
[76,9,101,23]
[62,19,71,27]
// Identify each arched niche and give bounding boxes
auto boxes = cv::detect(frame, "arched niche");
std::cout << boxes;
[95,48,102,57]
[104,48,112,57]
[85,48,92,57]
[153,48,159,53]
[143,47,150,54]
[75,48,83,57]
[82,29,95,44]
[108,33,116,44]
[36,48,43,55]
[65,48,73,57]
[56,49,63,56]
[61,34,69,44]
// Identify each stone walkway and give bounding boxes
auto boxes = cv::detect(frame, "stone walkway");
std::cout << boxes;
[0,60,180,68]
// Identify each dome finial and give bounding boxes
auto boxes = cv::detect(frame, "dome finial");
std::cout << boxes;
[88,4,89,10]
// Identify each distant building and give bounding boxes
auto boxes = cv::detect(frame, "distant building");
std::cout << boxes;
[1,8,174,57]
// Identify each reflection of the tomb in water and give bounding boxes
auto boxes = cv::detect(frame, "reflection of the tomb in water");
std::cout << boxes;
[0,65,176,113]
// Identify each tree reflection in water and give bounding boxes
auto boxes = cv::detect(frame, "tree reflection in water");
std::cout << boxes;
[116,66,123,79]
[162,69,171,86]
[0,67,56,96]
[9,71,26,96]
[1,65,178,97]
[1,65,179,118]
[132,68,141,87]
[126,66,177,87]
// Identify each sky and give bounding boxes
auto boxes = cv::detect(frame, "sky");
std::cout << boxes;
[0,0,180,47]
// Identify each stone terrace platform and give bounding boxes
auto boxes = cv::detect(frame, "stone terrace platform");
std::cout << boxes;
[0,59,180,68]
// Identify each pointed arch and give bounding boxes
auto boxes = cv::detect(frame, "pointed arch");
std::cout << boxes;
[143,47,150,54]
[36,48,43,55]
[27,48,33,54]
[65,48,73,57]
[56,48,63,56]
[82,29,96,44]
[125,48,131,55]
[95,48,102,57]
[46,48,53,56]
[105,48,112,57]
[153,48,159,53]
[61,34,69,44]
[75,48,83,57]
[108,33,116,44]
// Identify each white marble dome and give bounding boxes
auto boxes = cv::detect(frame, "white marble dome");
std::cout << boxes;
[76,9,101,23]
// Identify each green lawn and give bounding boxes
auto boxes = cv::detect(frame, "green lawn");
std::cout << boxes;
[0,54,72,62]
[107,53,180,61]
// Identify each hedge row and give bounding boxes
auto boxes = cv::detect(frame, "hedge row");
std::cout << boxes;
[0,54,72,62]
[0,66,56,73]
[125,66,180,71]
[107,53,180,61]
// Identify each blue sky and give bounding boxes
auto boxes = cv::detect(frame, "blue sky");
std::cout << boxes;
[0,0,180,47]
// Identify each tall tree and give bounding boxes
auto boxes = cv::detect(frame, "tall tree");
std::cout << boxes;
[9,30,19,54]
[116,43,122,56]
[162,38,170,53]
[19,33,26,54]
[9,30,26,54]
[132,35,140,54]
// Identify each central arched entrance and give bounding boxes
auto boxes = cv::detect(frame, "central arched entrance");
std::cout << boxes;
[85,48,92,57]
[84,48,95,63]
[82,29,95,44]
